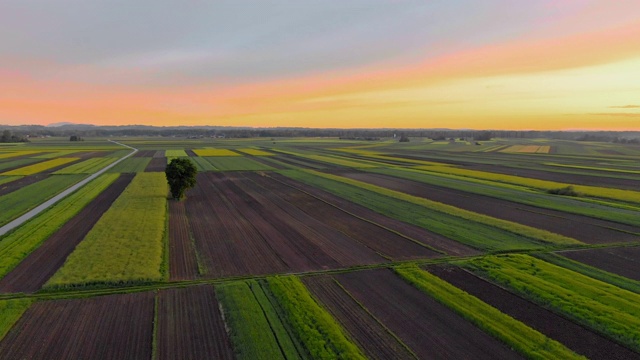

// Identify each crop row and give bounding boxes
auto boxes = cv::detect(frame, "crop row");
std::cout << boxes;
[164,149,188,157]
[193,148,240,156]
[395,265,580,359]
[216,280,300,360]
[369,166,640,227]
[0,173,119,280]
[46,172,168,288]
[106,157,151,173]
[0,174,85,227]
[53,157,116,174]
[465,254,640,352]
[415,164,640,204]
[282,169,576,251]
[1,157,79,176]
[0,151,42,159]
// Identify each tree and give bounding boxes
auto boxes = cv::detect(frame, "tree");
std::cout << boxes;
[1,130,11,143]
[165,158,198,200]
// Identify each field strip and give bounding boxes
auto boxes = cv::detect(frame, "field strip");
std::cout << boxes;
[301,169,581,247]
[0,140,137,237]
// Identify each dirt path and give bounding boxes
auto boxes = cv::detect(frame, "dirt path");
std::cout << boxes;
[0,140,137,237]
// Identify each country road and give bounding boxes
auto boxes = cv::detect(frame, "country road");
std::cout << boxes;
[0,140,138,237]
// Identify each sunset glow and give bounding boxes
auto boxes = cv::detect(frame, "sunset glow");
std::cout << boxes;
[1,1,640,130]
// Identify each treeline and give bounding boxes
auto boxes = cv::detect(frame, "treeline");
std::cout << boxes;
[0,124,638,142]
[0,130,29,143]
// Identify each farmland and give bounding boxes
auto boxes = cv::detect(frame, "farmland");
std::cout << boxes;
[0,136,638,359]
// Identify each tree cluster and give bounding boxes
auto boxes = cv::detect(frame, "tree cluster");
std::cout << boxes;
[0,130,29,143]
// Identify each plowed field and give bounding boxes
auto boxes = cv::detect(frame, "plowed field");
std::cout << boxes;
[559,246,640,281]
[0,292,154,359]
[335,269,520,359]
[304,275,415,359]
[156,286,234,360]
[173,172,446,278]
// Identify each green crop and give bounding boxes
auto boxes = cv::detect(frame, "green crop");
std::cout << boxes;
[266,276,365,360]
[217,280,301,360]
[46,172,168,288]
[465,254,640,351]
[395,265,583,360]
[0,299,33,340]
[0,174,86,227]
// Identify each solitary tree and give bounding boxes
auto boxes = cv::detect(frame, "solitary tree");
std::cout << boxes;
[165,158,198,200]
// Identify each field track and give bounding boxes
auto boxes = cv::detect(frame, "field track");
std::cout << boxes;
[428,264,639,360]
[168,200,200,280]
[0,173,135,293]
[0,292,154,359]
[303,275,415,359]
[335,269,520,359]
[331,170,640,244]
[157,286,234,360]
[269,172,479,256]
[559,246,640,281]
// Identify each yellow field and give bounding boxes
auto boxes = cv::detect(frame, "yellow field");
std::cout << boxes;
[193,148,241,156]
[1,157,80,176]
[237,148,274,156]
[500,145,550,154]
[0,151,42,159]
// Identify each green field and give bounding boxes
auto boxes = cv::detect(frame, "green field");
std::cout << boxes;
[0,174,86,227]
[0,174,119,279]
[46,172,168,288]
[465,254,640,351]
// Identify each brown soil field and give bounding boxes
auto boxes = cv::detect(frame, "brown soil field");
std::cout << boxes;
[133,149,156,157]
[185,149,197,157]
[331,170,640,244]
[157,286,234,360]
[0,173,134,293]
[168,200,200,280]
[242,172,441,260]
[153,150,165,158]
[268,172,481,256]
[335,269,520,359]
[145,157,167,172]
[185,172,290,277]
[0,292,154,359]
[182,171,450,277]
[303,275,415,360]
[428,264,639,360]
[559,246,640,281]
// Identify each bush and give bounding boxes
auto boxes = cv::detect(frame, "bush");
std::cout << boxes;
[547,186,582,197]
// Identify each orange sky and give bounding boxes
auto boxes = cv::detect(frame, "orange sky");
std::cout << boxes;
[1,2,640,130]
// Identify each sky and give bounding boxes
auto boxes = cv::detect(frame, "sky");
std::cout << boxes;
[1,1,640,130]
